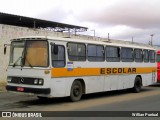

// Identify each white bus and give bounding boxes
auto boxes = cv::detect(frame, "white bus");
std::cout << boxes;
[5,36,157,101]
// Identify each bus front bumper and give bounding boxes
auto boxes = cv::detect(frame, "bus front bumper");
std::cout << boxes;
[6,85,51,94]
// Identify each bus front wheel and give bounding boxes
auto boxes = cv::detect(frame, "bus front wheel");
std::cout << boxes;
[70,80,82,102]
[132,77,142,93]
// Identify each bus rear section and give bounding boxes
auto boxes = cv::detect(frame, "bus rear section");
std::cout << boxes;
[156,50,160,83]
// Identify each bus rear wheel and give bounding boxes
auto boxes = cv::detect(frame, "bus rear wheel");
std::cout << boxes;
[70,80,82,102]
[132,77,142,93]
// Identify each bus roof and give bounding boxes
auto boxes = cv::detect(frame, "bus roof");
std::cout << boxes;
[11,36,155,50]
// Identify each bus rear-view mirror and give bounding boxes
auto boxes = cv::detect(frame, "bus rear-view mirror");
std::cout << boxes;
[50,42,58,54]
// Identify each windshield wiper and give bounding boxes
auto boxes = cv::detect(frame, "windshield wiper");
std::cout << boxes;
[13,56,22,67]
[13,56,32,68]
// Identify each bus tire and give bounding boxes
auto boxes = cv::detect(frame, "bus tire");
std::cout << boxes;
[70,80,82,102]
[132,77,142,93]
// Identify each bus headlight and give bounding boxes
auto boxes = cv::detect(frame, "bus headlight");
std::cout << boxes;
[34,79,38,84]
[38,79,43,85]
[34,78,43,85]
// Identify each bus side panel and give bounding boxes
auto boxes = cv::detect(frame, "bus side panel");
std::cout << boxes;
[48,72,156,98]
[49,76,104,97]
[50,78,68,97]
[118,75,134,89]
[157,62,160,82]
[104,75,118,91]
[64,76,105,96]
[104,75,135,91]
[84,76,104,93]
[141,73,155,86]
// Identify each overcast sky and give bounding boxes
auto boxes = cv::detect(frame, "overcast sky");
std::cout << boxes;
[0,0,160,45]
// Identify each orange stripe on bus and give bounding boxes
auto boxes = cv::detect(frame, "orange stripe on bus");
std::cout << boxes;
[51,67,157,78]
[52,68,100,77]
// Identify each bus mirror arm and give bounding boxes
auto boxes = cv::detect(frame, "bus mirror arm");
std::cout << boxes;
[4,44,10,55]
[50,42,58,54]
[4,46,6,55]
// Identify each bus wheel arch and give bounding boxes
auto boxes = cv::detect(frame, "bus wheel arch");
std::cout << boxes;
[132,75,142,93]
[70,79,85,102]
[78,79,86,94]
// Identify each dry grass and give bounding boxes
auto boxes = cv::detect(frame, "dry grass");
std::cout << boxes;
[0,81,7,92]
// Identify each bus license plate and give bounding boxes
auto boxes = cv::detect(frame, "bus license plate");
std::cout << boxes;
[17,87,24,92]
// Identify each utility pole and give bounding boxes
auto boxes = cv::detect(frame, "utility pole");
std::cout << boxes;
[150,34,154,45]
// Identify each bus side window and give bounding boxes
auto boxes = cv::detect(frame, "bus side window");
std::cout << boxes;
[121,47,134,62]
[68,43,86,61]
[149,50,155,63]
[134,49,143,62]
[106,46,120,62]
[87,44,105,61]
[52,45,65,67]
[143,50,149,63]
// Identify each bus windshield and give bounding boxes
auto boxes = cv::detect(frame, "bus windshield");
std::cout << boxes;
[9,40,49,67]
[9,41,25,66]
[157,54,160,62]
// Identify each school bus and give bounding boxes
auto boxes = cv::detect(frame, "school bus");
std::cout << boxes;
[5,36,157,101]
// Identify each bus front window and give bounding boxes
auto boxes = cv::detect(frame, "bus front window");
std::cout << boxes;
[9,41,25,66]
[24,41,48,67]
